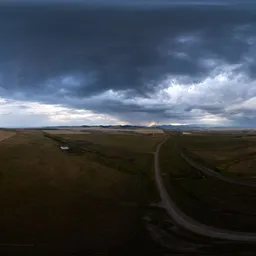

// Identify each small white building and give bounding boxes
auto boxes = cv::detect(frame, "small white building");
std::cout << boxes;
[60,146,70,151]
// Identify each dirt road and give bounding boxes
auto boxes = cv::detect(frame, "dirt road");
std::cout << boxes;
[180,150,256,187]
[155,138,256,242]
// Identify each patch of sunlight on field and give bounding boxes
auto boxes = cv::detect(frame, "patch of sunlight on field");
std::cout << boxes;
[0,131,16,142]
[43,130,91,134]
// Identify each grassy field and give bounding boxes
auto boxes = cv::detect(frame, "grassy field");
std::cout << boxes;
[0,130,16,142]
[159,134,256,232]
[0,130,164,254]
[42,130,91,134]
[45,130,165,153]
[179,132,256,178]
[73,127,164,134]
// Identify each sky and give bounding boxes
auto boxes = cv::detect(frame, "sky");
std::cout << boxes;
[0,0,256,127]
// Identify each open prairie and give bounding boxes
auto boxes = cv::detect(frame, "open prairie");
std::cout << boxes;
[0,129,165,254]
[159,132,256,232]
[180,131,256,177]
[42,129,91,135]
[68,127,164,134]
[0,130,16,142]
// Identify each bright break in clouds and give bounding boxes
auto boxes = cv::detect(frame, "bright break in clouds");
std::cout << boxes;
[0,0,255,127]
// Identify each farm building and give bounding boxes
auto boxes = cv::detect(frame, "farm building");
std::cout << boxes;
[60,146,70,151]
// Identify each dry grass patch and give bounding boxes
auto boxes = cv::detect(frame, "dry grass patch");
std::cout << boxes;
[82,128,164,134]
[159,135,256,232]
[56,132,165,153]
[228,158,256,175]
[43,129,91,135]
[179,133,256,176]
[0,131,157,251]
[134,128,164,134]
[0,131,16,142]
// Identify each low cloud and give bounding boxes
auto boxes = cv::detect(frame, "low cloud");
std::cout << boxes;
[0,98,123,127]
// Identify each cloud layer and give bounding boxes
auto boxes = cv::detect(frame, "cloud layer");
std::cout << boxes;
[0,0,255,127]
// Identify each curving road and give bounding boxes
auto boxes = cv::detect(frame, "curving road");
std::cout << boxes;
[179,150,256,187]
[155,137,256,242]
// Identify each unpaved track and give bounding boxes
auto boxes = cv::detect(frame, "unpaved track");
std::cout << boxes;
[155,138,256,242]
[180,150,256,187]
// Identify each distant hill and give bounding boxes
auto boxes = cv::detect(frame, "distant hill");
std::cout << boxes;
[153,124,204,130]
[15,124,254,130]
[81,125,145,129]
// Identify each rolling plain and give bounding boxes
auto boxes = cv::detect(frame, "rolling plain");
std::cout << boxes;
[0,128,165,254]
[1,128,256,255]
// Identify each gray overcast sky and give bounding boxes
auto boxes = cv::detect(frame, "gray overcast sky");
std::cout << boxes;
[0,0,255,127]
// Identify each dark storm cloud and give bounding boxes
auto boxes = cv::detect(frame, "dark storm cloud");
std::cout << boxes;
[0,0,255,126]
